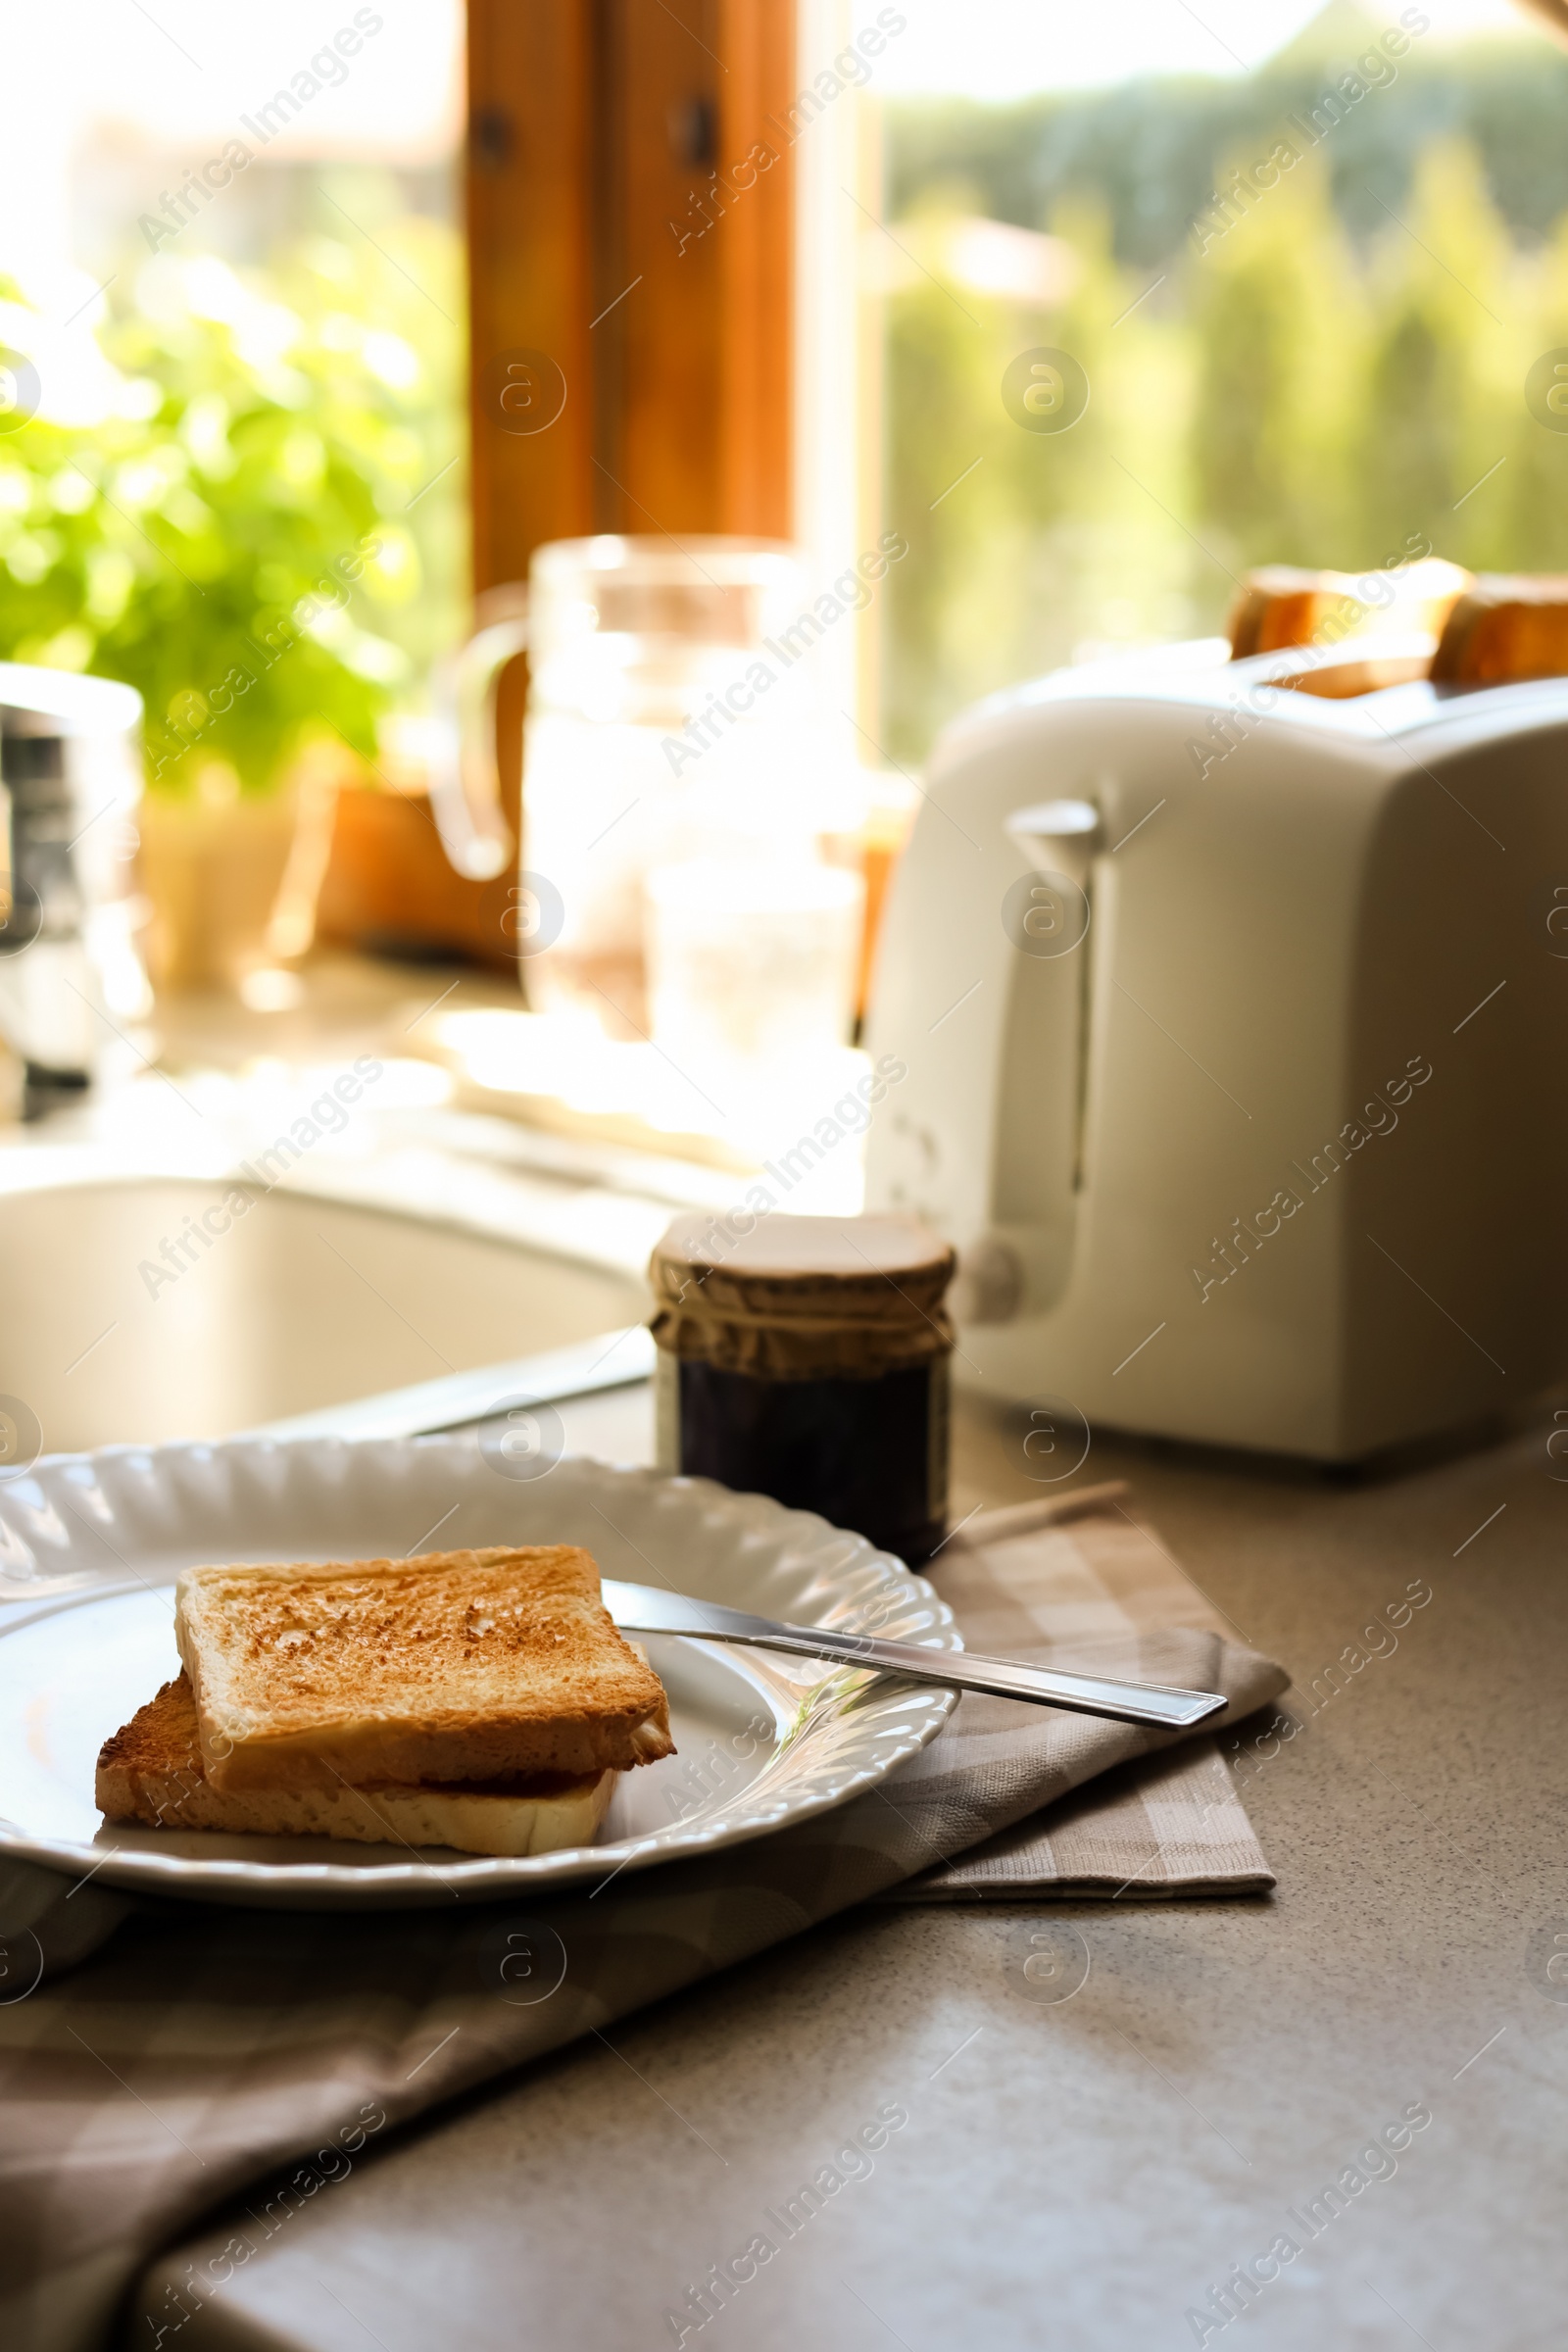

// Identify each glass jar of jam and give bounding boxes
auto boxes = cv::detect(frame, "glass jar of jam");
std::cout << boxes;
[649,1212,956,1566]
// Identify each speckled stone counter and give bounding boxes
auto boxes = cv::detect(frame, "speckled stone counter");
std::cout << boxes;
[127,1388,1568,2352]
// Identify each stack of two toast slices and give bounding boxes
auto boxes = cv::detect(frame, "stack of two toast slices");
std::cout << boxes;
[96,1545,674,1858]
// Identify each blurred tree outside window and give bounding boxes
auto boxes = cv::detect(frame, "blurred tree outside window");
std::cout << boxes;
[871,0,1568,762]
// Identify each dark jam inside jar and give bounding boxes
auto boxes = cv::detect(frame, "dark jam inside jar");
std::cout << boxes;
[667,1354,949,1567]
[650,1211,956,1569]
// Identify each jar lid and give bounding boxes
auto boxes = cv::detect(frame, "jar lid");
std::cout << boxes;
[649,1211,956,1381]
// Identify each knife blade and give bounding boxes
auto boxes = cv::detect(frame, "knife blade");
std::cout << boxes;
[602,1578,1227,1732]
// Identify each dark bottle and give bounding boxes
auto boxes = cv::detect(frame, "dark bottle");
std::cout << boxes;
[650,1212,956,1566]
[1,715,90,1115]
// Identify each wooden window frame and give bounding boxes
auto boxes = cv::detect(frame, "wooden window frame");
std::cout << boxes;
[321,3,800,969]
[467,0,797,574]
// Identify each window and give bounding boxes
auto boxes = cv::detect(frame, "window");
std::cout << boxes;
[859,0,1568,761]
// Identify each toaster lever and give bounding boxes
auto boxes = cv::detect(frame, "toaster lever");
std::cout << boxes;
[1004,797,1101,883]
[985,799,1102,1325]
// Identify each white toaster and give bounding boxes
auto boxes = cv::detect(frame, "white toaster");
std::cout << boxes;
[863,636,1568,1460]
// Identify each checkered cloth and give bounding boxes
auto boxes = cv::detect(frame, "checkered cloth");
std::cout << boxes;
[892,1491,1281,1897]
[0,1494,1285,2352]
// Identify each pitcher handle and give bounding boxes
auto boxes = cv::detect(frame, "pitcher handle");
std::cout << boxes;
[428,582,529,881]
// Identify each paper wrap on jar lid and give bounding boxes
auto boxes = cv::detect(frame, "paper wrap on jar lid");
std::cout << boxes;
[649,1211,956,1382]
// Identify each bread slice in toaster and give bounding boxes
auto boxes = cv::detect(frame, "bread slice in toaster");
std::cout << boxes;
[1228,565,1348,658]
[1228,559,1470,660]
[175,1544,674,1792]
[1430,573,1568,685]
[96,1675,615,1857]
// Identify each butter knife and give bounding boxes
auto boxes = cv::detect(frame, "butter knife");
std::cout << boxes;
[602,1578,1227,1732]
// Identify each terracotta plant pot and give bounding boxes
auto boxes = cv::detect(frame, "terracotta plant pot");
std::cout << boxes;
[135,748,345,992]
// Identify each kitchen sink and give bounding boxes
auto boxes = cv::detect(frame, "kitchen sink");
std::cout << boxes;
[0,1176,650,1455]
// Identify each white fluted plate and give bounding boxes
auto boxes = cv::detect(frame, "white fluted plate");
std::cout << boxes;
[0,1438,958,1909]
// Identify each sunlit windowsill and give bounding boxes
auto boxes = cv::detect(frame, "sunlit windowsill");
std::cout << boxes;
[0,954,871,1290]
[406,1005,873,1205]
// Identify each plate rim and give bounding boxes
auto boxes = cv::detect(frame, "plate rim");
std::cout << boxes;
[0,1435,960,1908]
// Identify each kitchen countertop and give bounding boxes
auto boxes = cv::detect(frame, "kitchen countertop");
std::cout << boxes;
[128,1383,1568,2352]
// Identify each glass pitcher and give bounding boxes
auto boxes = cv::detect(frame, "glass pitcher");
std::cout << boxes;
[429,535,845,1041]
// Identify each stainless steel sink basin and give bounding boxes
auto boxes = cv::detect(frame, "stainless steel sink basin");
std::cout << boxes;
[0,1177,649,1454]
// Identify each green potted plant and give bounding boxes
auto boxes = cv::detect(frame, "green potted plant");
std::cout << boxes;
[0,229,459,988]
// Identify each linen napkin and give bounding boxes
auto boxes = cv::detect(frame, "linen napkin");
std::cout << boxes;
[893,1489,1280,1897]
[0,1495,1286,2352]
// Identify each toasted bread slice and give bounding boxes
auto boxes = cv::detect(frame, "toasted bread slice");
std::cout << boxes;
[1431,573,1568,684]
[1227,566,1347,658]
[1227,560,1469,659]
[96,1675,617,1858]
[175,1544,674,1793]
